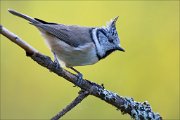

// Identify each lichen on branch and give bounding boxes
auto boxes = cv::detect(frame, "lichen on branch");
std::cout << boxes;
[0,25,162,120]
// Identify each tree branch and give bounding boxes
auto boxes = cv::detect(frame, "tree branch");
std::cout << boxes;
[51,90,89,120]
[0,25,163,120]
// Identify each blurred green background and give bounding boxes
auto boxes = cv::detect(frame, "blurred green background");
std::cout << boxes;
[0,1,179,120]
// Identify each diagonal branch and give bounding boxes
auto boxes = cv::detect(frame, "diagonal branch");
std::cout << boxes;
[0,25,163,120]
[51,90,89,120]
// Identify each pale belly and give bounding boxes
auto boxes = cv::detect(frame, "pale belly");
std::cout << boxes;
[42,33,99,67]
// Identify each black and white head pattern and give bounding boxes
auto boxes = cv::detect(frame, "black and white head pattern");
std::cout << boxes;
[92,16,124,59]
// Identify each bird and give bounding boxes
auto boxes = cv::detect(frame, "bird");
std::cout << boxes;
[8,9,125,84]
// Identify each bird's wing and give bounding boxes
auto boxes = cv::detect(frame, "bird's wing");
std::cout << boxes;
[32,19,93,47]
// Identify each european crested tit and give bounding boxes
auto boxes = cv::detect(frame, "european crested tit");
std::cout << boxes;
[8,9,125,81]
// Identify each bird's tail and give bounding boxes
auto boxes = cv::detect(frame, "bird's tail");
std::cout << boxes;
[8,9,39,24]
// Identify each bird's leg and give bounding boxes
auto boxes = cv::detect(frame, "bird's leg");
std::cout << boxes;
[53,52,61,69]
[70,67,83,79]
[70,67,83,86]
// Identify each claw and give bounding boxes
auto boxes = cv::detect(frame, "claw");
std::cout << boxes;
[70,67,83,86]
[53,52,61,69]
[54,61,61,69]
[77,74,83,86]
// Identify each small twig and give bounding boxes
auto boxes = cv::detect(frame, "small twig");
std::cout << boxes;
[51,90,89,120]
[0,25,162,120]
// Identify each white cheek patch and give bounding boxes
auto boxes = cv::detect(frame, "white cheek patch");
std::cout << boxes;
[92,28,104,57]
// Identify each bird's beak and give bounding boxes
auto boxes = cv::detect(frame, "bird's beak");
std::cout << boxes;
[117,46,125,52]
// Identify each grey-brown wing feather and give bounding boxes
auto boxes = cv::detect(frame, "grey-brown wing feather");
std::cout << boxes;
[32,23,93,47]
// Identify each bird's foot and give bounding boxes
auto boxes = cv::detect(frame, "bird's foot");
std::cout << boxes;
[54,61,61,70]
[53,52,61,70]
[76,72,83,86]
[70,67,83,87]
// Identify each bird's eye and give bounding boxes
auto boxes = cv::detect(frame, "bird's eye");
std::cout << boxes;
[108,37,114,43]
